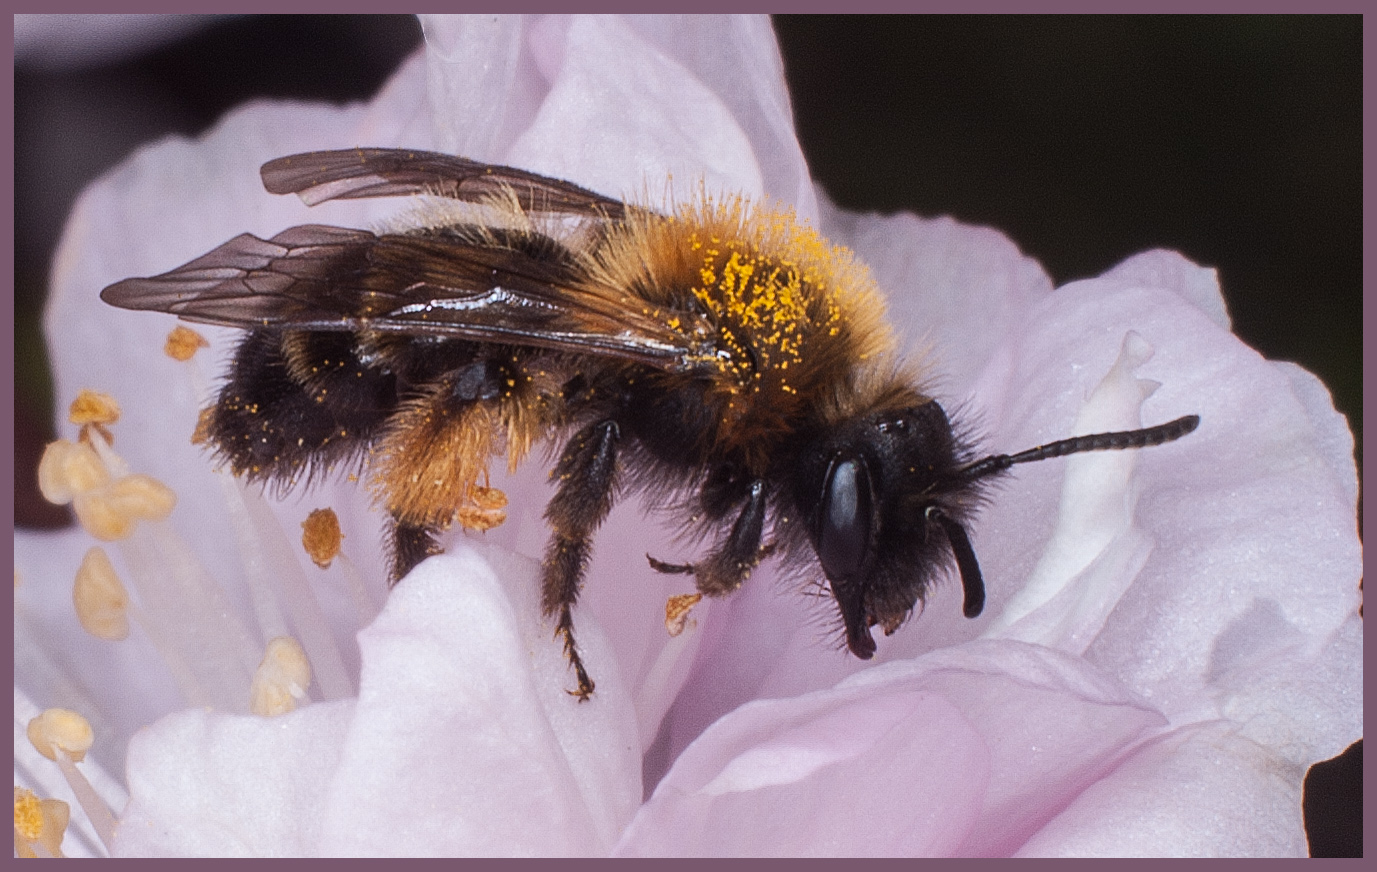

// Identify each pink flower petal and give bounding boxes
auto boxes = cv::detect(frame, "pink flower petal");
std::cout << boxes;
[1016,720,1309,857]
[619,641,1168,856]
[318,549,640,855]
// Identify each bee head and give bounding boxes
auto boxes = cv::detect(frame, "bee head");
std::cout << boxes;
[795,400,988,659]
[794,398,1200,659]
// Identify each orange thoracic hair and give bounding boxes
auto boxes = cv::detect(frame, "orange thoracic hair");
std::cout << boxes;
[588,194,911,457]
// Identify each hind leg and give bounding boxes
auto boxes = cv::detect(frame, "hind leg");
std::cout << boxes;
[541,420,621,700]
[372,361,518,584]
[387,515,443,585]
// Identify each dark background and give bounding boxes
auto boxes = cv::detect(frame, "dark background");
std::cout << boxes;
[12,15,1361,856]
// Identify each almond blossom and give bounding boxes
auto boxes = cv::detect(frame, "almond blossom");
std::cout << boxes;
[14,14,1360,857]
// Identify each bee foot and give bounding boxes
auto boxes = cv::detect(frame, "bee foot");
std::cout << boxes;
[556,621,596,701]
[647,554,694,574]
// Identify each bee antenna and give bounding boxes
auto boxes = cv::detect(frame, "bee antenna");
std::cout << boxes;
[954,414,1200,484]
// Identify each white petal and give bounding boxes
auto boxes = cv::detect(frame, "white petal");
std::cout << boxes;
[114,698,354,856]
[621,641,1168,856]
[506,15,764,204]
[318,549,641,855]
[1015,720,1308,857]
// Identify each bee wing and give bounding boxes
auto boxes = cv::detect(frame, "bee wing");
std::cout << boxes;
[260,148,628,219]
[101,224,709,372]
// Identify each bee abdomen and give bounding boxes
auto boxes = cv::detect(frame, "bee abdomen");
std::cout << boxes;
[207,329,395,484]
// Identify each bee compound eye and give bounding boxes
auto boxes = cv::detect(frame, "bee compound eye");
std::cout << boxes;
[817,455,874,583]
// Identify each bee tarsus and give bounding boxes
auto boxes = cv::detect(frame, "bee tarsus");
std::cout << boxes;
[541,419,620,698]
[646,555,695,575]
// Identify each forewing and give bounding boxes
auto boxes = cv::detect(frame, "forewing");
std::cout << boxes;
[101,225,708,372]
[101,225,375,329]
[260,148,628,219]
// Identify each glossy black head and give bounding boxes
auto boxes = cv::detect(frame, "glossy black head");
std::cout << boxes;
[790,400,987,659]
[790,402,1201,660]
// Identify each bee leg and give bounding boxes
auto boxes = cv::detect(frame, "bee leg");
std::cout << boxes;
[387,515,442,586]
[649,480,770,597]
[646,555,694,575]
[541,420,621,701]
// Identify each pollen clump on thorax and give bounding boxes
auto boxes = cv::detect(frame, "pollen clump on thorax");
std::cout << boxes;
[590,192,898,445]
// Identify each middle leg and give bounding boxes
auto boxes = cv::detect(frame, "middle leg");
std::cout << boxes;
[649,480,772,596]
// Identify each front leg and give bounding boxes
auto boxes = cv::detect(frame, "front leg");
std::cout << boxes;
[541,420,621,700]
[649,480,771,597]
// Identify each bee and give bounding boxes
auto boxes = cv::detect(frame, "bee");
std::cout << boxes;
[101,148,1199,700]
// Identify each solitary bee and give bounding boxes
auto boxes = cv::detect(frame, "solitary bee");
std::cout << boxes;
[102,148,1198,700]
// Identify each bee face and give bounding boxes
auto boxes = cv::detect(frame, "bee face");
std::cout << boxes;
[101,147,1199,700]
[793,399,984,659]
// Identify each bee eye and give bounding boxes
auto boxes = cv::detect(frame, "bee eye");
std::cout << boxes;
[818,455,874,582]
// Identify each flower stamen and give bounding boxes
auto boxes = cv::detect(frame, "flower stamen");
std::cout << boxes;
[40,391,262,711]
[221,479,355,700]
[73,547,130,641]
[665,593,702,637]
[25,710,117,854]
[14,786,68,858]
[250,636,314,716]
[164,325,209,362]
[302,507,379,628]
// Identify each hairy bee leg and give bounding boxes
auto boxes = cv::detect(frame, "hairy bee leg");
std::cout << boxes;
[541,419,621,700]
[648,480,770,597]
[544,536,597,700]
[388,515,442,586]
